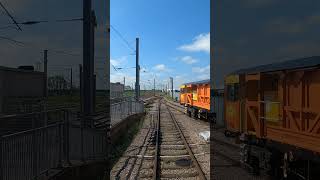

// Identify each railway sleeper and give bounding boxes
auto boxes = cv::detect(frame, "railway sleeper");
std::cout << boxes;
[161,145,186,150]
[161,161,195,169]
[160,150,189,156]
[160,168,199,178]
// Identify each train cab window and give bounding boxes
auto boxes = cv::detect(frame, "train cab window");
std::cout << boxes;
[227,84,239,101]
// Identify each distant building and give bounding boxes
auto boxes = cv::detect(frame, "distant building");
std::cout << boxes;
[110,82,124,99]
[0,66,45,114]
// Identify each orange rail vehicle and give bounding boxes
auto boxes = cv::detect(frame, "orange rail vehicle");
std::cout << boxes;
[224,56,320,178]
[180,80,214,120]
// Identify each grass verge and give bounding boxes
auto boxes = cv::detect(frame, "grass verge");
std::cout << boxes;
[109,115,145,167]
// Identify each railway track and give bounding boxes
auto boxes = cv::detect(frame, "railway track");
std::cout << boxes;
[112,99,208,179]
[148,100,206,179]
[164,99,185,114]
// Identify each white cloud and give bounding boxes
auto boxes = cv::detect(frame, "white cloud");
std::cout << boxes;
[178,33,210,53]
[110,59,120,66]
[153,64,170,72]
[179,56,198,64]
[110,56,127,67]
[192,65,210,74]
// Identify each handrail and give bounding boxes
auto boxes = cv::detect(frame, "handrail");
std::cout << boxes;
[1,123,63,138]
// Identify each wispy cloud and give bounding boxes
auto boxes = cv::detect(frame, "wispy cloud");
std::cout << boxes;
[110,56,127,67]
[178,56,198,64]
[178,33,210,53]
[192,65,210,74]
[153,64,170,72]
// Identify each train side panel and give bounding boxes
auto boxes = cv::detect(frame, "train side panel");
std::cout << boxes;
[265,69,320,153]
[180,80,214,120]
[193,83,210,111]
[240,67,320,153]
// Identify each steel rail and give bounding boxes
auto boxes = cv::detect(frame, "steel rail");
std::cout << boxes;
[165,102,207,180]
[153,100,161,180]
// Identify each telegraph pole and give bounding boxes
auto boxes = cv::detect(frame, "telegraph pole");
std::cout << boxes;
[135,38,140,100]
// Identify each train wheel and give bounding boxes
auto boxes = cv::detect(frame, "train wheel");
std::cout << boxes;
[191,109,195,119]
[282,153,289,179]
[224,130,230,137]
[269,150,283,179]
[187,110,191,117]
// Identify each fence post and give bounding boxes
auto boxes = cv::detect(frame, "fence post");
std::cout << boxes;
[81,116,85,162]
[58,118,63,168]
[92,130,95,159]
[32,121,38,177]
[64,110,71,165]
[135,101,137,113]
[127,101,130,116]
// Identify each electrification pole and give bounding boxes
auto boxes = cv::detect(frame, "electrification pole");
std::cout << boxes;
[43,50,48,98]
[135,38,140,100]
[83,0,93,120]
[79,64,84,113]
[43,49,48,126]
[70,67,73,95]
[124,77,126,91]
[154,78,155,96]
[170,77,173,100]
[105,0,111,176]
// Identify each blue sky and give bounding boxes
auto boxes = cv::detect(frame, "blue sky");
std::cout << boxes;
[110,0,210,90]
[2,0,319,90]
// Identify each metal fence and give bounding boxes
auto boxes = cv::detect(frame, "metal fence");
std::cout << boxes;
[110,100,144,127]
[0,100,144,180]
